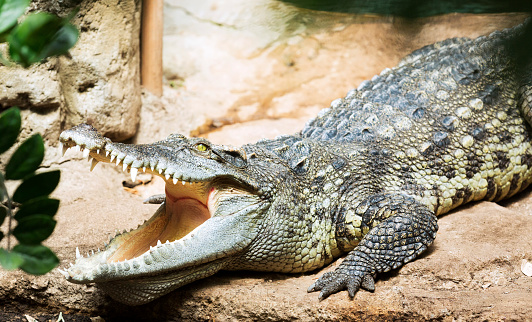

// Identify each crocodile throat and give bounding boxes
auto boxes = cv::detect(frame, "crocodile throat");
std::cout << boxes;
[107,182,212,263]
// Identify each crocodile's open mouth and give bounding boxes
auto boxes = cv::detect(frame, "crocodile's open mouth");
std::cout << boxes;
[106,179,213,263]
[58,136,256,282]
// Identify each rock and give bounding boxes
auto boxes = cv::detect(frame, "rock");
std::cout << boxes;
[0,0,141,142]
[60,0,141,141]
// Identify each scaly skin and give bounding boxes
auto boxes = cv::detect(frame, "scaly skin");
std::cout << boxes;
[59,21,532,305]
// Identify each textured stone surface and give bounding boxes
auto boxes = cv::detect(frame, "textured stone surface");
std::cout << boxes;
[0,0,141,142]
[59,0,141,141]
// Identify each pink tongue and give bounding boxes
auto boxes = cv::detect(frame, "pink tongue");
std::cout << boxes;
[158,197,210,243]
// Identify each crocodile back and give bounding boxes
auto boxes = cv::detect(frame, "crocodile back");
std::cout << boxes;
[300,22,529,145]
[298,21,532,215]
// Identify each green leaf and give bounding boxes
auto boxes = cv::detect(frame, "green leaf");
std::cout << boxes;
[0,205,6,226]
[12,170,60,203]
[0,107,21,154]
[13,214,56,244]
[4,134,44,180]
[14,197,59,220]
[7,12,79,67]
[0,0,30,35]
[0,248,24,271]
[12,244,59,275]
[35,23,79,61]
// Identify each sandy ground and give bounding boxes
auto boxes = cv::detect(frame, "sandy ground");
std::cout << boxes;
[0,156,531,321]
[1,10,531,322]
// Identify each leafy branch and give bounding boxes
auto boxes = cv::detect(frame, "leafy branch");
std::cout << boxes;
[0,108,60,274]
[0,0,79,67]
[0,0,79,275]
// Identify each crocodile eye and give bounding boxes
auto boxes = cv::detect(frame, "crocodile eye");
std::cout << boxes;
[196,143,208,152]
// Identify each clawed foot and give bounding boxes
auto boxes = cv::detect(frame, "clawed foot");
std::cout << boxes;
[307,194,438,301]
[307,270,376,300]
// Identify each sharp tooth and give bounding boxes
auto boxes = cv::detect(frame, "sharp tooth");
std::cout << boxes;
[106,150,110,157]
[182,180,186,185]
[83,148,90,159]
[60,142,69,157]
[110,154,116,162]
[130,167,138,182]
[151,165,155,171]
[123,163,128,172]
[76,247,81,259]
[142,167,146,173]
[57,268,69,278]
[173,178,178,184]
[91,250,95,255]
[116,157,121,166]
[165,174,170,180]
[157,240,162,246]
[158,168,163,174]
[96,149,100,155]
[90,158,99,171]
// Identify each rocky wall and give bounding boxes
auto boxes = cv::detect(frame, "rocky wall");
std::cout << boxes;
[0,0,141,146]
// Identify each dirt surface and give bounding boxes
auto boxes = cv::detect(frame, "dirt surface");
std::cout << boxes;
[1,6,532,322]
[1,159,531,321]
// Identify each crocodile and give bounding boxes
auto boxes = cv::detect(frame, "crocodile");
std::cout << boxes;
[58,21,532,306]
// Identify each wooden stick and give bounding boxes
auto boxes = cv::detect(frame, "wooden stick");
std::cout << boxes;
[141,0,163,96]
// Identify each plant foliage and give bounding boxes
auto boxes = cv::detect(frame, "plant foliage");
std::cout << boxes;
[0,1,78,275]
[0,0,79,67]
[0,107,61,274]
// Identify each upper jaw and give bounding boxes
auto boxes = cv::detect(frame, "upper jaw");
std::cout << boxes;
[59,124,208,184]
[59,123,255,186]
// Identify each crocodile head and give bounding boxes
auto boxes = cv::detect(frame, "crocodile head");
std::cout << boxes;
[58,124,278,305]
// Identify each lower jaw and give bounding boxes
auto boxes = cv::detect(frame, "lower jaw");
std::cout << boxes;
[97,256,230,305]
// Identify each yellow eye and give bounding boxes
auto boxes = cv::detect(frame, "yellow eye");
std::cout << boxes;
[196,143,208,152]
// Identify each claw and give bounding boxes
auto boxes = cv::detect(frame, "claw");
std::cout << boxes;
[361,275,375,292]
[143,194,165,204]
[347,281,357,298]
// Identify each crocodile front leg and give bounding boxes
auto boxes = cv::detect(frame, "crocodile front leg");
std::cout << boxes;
[308,194,438,300]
